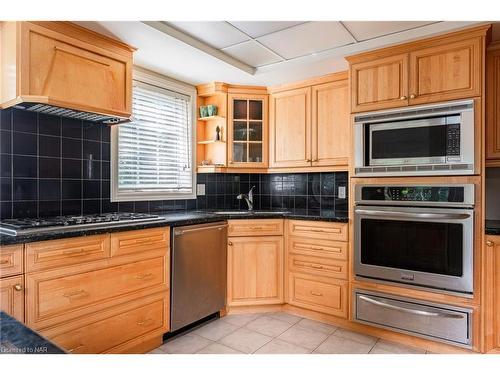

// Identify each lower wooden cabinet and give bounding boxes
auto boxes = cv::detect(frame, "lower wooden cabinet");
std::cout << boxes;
[40,292,168,354]
[0,275,24,322]
[227,236,284,306]
[485,236,500,352]
[288,272,348,318]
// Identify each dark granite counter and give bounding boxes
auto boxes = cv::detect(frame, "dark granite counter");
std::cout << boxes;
[0,210,348,245]
[486,220,500,235]
[0,312,64,354]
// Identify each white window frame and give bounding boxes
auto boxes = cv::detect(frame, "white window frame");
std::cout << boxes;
[111,67,197,202]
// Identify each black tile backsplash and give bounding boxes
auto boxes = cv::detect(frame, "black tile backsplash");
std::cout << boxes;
[0,108,348,219]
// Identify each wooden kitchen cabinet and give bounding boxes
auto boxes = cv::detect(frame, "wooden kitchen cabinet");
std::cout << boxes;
[0,21,134,120]
[347,25,489,113]
[269,72,350,170]
[227,93,268,168]
[350,53,409,112]
[227,235,284,306]
[486,43,500,164]
[311,77,350,167]
[0,275,25,322]
[0,244,23,278]
[485,236,500,352]
[269,87,312,168]
[408,38,482,104]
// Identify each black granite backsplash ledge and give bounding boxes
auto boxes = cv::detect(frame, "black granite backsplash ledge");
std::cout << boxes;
[0,108,348,219]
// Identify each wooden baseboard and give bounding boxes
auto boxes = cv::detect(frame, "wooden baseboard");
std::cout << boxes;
[226,303,477,354]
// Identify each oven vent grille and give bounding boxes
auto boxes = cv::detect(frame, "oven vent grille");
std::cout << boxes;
[354,100,474,123]
[356,164,473,175]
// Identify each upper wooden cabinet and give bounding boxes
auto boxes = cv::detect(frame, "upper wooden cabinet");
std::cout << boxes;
[228,93,268,168]
[311,78,350,167]
[486,43,500,165]
[269,72,350,170]
[0,21,134,120]
[350,53,409,112]
[347,25,489,113]
[269,86,312,168]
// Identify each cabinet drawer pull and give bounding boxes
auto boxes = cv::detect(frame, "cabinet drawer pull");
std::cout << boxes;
[63,289,89,299]
[137,318,154,326]
[248,226,264,230]
[0,259,10,264]
[134,272,154,280]
[310,291,323,297]
[486,240,494,247]
[67,344,85,353]
[13,284,23,291]
[410,94,416,99]
[400,96,407,100]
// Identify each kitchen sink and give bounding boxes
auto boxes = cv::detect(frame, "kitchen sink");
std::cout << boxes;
[213,210,289,215]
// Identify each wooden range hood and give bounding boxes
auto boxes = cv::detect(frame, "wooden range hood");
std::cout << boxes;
[0,21,135,124]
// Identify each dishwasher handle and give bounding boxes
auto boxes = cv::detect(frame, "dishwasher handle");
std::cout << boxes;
[174,223,228,236]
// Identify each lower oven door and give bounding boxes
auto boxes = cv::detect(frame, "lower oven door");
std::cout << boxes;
[354,205,473,294]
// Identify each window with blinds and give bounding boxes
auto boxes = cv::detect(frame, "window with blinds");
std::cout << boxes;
[112,80,195,201]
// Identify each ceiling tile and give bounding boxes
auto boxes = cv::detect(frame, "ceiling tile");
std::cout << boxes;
[222,41,282,67]
[167,21,249,49]
[342,21,437,41]
[229,21,306,38]
[257,22,355,59]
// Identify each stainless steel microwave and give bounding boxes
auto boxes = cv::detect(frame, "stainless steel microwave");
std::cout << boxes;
[353,100,475,176]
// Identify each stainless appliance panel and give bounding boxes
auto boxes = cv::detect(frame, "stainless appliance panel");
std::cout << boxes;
[354,290,472,347]
[354,205,474,294]
[353,99,475,176]
[171,222,227,332]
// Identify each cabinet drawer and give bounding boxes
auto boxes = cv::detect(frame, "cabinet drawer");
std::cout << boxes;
[0,244,23,277]
[26,256,168,328]
[42,293,168,354]
[111,227,169,258]
[0,275,24,322]
[288,273,348,318]
[228,219,283,236]
[25,235,110,272]
[288,237,347,261]
[289,254,348,280]
[288,220,348,241]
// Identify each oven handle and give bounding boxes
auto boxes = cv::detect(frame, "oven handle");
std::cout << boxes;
[358,295,464,319]
[354,209,471,220]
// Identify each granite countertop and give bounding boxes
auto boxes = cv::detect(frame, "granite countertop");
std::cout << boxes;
[0,312,65,354]
[486,220,500,235]
[0,210,349,246]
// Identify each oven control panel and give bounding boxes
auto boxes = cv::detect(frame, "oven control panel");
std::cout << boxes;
[360,186,465,203]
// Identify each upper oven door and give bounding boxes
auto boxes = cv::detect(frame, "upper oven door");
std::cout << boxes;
[354,205,474,294]
[369,116,460,166]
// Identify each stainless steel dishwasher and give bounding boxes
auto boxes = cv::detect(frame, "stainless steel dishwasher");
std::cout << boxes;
[170,221,227,332]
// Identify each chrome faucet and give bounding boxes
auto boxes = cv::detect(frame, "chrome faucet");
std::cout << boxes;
[237,185,255,211]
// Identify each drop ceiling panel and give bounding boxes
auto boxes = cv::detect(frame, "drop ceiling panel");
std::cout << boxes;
[257,21,355,59]
[222,40,282,67]
[343,21,437,41]
[229,21,306,38]
[167,21,249,49]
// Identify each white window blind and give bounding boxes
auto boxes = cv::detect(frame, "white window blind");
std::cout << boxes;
[115,81,194,199]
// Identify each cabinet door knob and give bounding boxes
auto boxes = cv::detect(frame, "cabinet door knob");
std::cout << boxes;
[486,240,494,247]
[228,241,233,246]
[13,284,22,291]
[400,96,407,100]
[306,159,312,163]
[410,94,416,99]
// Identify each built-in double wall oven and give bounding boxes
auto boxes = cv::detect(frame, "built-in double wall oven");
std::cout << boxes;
[354,184,475,295]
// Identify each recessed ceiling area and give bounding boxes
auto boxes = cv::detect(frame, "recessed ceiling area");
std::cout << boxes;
[75,20,488,86]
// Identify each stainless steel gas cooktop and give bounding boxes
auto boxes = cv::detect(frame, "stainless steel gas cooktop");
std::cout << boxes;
[0,213,163,236]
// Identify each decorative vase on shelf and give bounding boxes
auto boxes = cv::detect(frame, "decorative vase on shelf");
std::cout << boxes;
[215,126,221,141]
[207,105,218,117]
[199,106,208,118]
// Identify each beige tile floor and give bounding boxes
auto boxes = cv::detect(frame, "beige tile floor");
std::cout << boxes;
[149,312,431,354]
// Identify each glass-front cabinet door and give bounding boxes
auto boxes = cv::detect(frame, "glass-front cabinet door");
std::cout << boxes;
[228,94,268,168]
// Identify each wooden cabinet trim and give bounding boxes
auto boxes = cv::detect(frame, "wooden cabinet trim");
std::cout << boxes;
[227,219,284,237]
[0,275,24,322]
[0,244,23,278]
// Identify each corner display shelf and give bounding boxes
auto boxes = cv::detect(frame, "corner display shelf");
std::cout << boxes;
[197,115,226,121]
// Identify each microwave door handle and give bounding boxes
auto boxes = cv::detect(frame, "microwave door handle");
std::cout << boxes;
[354,209,471,220]
[358,295,464,319]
